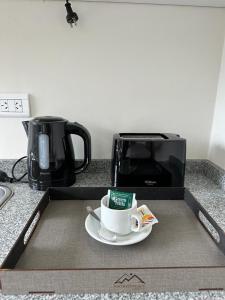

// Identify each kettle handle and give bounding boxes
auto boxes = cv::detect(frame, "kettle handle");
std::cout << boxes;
[66,122,91,174]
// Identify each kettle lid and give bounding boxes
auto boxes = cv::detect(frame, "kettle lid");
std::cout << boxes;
[32,116,66,124]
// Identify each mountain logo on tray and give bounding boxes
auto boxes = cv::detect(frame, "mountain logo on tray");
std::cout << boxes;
[113,273,145,287]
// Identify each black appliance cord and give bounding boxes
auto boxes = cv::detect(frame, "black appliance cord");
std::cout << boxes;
[0,156,28,183]
[11,156,28,182]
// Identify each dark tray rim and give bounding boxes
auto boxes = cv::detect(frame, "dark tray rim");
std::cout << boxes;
[1,187,225,270]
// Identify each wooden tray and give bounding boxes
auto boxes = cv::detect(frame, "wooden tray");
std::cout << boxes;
[0,187,225,294]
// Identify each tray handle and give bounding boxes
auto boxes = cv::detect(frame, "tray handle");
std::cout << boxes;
[1,192,50,269]
[185,190,225,254]
[23,211,41,245]
[21,196,49,247]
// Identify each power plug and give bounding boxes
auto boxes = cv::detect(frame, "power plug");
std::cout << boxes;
[0,171,13,183]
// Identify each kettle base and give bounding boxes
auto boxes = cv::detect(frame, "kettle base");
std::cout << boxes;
[28,177,76,191]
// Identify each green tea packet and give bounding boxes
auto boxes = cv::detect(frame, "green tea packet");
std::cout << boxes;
[108,189,136,210]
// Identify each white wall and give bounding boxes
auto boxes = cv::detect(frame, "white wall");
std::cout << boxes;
[0,1,225,159]
[209,36,225,169]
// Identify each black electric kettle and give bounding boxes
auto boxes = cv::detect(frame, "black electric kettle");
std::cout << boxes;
[23,116,91,191]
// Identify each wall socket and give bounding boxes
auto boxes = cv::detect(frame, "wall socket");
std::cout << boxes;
[0,94,30,117]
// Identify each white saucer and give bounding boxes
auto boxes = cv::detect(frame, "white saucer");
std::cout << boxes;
[85,207,152,246]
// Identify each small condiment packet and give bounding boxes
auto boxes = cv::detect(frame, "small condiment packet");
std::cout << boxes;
[137,205,158,226]
[108,189,136,210]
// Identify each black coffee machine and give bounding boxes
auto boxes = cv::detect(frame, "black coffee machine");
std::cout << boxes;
[23,116,91,191]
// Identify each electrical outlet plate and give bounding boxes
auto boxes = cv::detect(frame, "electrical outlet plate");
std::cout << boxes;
[0,94,30,117]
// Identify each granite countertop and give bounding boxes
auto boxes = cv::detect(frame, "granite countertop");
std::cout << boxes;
[0,159,225,300]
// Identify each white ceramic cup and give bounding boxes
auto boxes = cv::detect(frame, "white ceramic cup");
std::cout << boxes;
[101,195,144,235]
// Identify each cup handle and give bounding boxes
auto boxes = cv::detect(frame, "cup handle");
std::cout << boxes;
[131,213,142,232]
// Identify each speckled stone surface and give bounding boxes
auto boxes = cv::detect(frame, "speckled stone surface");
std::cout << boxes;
[0,159,225,300]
